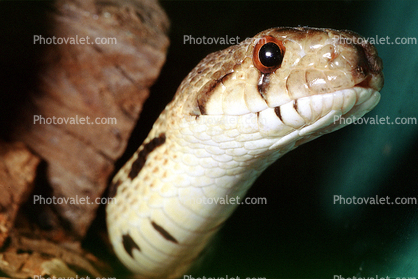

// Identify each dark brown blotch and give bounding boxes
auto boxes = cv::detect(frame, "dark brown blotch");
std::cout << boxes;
[108,179,122,198]
[129,156,146,180]
[257,73,271,103]
[128,133,166,180]
[274,106,283,122]
[196,80,220,115]
[196,80,216,115]
[122,233,141,258]
[196,72,234,116]
[151,221,178,243]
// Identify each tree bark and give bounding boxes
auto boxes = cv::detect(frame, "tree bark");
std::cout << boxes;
[11,0,169,237]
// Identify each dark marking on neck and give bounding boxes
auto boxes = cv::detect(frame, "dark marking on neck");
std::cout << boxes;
[151,221,178,243]
[197,101,207,116]
[122,233,141,258]
[128,133,166,180]
[293,99,298,112]
[274,106,283,122]
[197,80,218,115]
[196,72,233,116]
[257,73,271,103]
[108,179,122,198]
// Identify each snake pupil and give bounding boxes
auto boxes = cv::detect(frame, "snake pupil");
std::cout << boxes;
[259,42,283,67]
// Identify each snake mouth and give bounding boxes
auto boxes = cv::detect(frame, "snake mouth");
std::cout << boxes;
[259,85,381,148]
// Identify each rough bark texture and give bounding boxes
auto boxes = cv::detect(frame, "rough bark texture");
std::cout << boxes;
[0,230,109,278]
[0,0,169,276]
[0,141,40,247]
[10,0,169,238]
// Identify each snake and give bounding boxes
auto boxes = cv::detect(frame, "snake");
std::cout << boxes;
[106,27,384,278]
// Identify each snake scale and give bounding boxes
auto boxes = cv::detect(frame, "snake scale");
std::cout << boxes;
[106,27,384,278]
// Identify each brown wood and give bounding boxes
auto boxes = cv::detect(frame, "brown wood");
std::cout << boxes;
[0,141,40,247]
[0,232,108,277]
[10,0,170,238]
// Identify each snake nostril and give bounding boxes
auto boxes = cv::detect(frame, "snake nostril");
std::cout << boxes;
[356,76,372,88]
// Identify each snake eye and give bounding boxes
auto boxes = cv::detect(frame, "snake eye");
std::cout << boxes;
[253,36,285,74]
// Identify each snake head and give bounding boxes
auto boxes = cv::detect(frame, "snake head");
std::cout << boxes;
[176,27,384,151]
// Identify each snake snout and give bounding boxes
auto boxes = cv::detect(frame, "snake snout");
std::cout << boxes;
[357,40,383,75]
[336,30,384,91]
[354,42,384,91]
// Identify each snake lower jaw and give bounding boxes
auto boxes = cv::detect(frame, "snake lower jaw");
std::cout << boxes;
[266,86,381,150]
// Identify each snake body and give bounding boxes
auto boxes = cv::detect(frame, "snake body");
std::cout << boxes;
[106,27,384,278]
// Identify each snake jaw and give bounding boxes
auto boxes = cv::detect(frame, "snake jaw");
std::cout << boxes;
[253,27,384,149]
[260,85,381,151]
